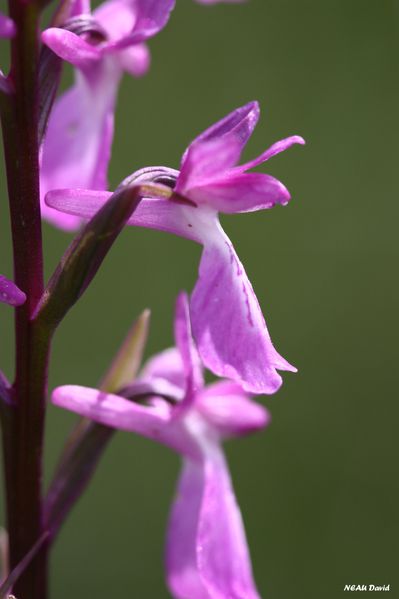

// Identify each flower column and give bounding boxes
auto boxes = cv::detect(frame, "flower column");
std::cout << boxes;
[0,0,49,597]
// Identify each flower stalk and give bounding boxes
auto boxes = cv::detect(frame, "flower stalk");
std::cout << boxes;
[0,1,49,597]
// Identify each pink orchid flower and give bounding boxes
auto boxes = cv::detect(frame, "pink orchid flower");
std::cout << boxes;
[40,0,175,230]
[46,102,304,394]
[52,292,268,598]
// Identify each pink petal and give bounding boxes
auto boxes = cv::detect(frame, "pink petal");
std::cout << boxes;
[190,219,297,395]
[45,188,112,218]
[45,190,201,241]
[177,137,242,194]
[69,0,91,17]
[45,190,295,393]
[0,275,26,307]
[94,0,137,42]
[0,12,15,38]
[196,381,270,437]
[166,459,206,599]
[52,385,198,457]
[106,0,176,50]
[174,293,204,406]
[141,347,186,395]
[40,64,119,231]
[117,43,151,77]
[236,135,306,173]
[187,171,291,213]
[126,200,200,242]
[178,102,259,190]
[190,101,259,149]
[41,28,101,69]
[166,449,260,599]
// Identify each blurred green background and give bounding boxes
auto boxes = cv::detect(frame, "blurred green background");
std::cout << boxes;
[1,0,398,597]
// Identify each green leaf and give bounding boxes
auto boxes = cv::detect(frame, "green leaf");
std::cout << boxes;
[100,309,151,393]
[36,186,142,331]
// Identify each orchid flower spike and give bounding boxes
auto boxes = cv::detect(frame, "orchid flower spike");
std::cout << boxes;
[0,12,15,39]
[40,0,175,230]
[53,292,268,599]
[0,275,26,307]
[46,101,304,394]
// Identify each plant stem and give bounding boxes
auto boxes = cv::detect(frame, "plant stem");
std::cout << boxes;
[0,1,50,597]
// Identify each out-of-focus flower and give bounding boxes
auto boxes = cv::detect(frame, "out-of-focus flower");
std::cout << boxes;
[0,13,15,39]
[40,0,175,230]
[0,275,26,307]
[46,101,304,394]
[52,292,267,599]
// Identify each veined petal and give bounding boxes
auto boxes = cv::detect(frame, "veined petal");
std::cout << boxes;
[52,385,198,457]
[41,28,101,69]
[0,275,26,307]
[190,218,297,394]
[134,0,176,33]
[46,189,295,392]
[236,135,306,173]
[178,102,259,189]
[191,101,259,149]
[166,449,260,599]
[187,171,291,213]
[0,12,15,38]
[196,381,270,437]
[166,459,207,599]
[40,62,119,231]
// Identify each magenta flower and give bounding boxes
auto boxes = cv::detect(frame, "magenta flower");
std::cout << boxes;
[0,275,26,307]
[52,292,267,598]
[46,101,304,394]
[0,12,15,38]
[40,0,175,230]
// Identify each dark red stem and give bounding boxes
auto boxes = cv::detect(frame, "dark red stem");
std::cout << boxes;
[0,1,50,597]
